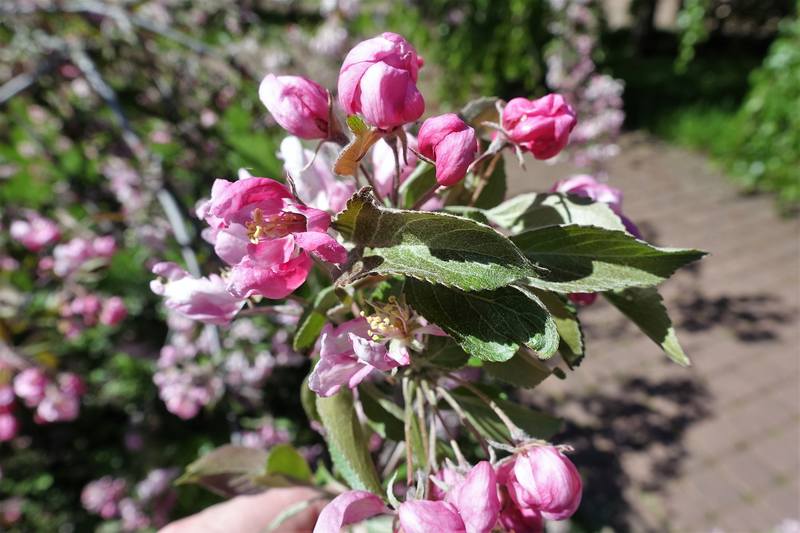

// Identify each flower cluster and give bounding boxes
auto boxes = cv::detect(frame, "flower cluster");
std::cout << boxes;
[315,447,581,533]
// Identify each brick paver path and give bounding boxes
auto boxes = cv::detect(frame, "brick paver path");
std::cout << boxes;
[506,133,800,533]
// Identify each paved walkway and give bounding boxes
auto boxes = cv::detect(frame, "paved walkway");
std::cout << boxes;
[506,133,800,533]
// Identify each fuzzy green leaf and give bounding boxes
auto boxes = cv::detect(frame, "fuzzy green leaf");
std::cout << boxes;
[264,444,313,483]
[512,225,706,293]
[533,289,585,367]
[405,279,559,362]
[316,390,382,493]
[604,287,691,366]
[486,192,626,232]
[334,188,532,291]
[483,350,552,389]
[176,445,268,497]
[294,286,339,351]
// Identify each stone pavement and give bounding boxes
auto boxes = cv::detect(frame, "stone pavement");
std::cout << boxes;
[505,133,800,533]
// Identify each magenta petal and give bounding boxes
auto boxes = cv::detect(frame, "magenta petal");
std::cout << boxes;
[227,252,312,299]
[349,333,393,371]
[359,63,424,129]
[293,232,348,264]
[447,461,500,533]
[433,128,477,187]
[313,490,387,533]
[208,178,291,224]
[399,500,466,533]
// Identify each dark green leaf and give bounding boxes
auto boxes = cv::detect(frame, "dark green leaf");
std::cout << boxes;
[422,336,471,369]
[294,286,339,351]
[450,388,562,441]
[533,290,585,366]
[264,444,313,482]
[604,287,691,366]
[512,225,706,293]
[483,350,552,389]
[486,192,626,233]
[472,161,507,210]
[176,445,268,497]
[316,390,382,493]
[360,384,405,441]
[334,188,532,291]
[399,162,437,209]
[405,279,559,362]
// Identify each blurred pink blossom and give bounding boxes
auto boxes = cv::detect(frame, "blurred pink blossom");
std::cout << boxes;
[9,211,60,252]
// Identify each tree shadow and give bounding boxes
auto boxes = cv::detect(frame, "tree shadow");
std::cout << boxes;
[674,291,797,342]
[537,376,712,532]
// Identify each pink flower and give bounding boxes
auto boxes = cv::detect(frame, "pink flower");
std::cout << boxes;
[551,175,641,238]
[503,446,582,521]
[100,296,127,326]
[35,389,80,423]
[399,461,500,533]
[418,114,478,186]
[279,136,355,213]
[370,134,443,211]
[313,490,388,533]
[308,318,408,397]
[9,211,60,252]
[0,385,16,413]
[205,177,346,299]
[150,262,245,325]
[58,372,87,397]
[13,368,49,407]
[259,74,331,140]
[338,32,425,129]
[52,236,115,277]
[82,477,127,519]
[502,94,577,159]
[69,294,103,326]
[0,413,19,442]
[567,293,598,306]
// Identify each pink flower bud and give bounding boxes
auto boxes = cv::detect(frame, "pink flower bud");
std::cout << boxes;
[568,293,597,306]
[13,368,49,407]
[58,372,86,397]
[338,32,425,129]
[505,446,582,521]
[92,236,117,257]
[418,113,479,186]
[502,94,577,160]
[259,74,331,140]
[551,175,641,238]
[100,296,127,326]
[9,211,60,252]
[0,413,19,442]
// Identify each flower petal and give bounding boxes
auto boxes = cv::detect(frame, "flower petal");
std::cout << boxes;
[399,500,466,533]
[313,490,387,533]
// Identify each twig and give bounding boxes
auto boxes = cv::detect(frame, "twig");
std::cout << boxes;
[435,385,490,456]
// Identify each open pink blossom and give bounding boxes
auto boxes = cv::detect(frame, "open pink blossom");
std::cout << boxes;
[308,318,408,397]
[9,211,60,252]
[52,236,116,277]
[502,94,577,159]
[399,461,500,533]
[150,262,245,325]
[313,490,388,533]
[259,74,331,140]
[503,446,582,521]
[100,296,128,326]
[35,389,80,423]
[13,368,49,407]
[205,177,346,299]
[418,114,479,186]
[551,175,641,238]
[279,136,355,213]
[0,413,18,441]
[338,32,425,129]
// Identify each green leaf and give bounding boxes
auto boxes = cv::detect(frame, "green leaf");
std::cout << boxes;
[316,390,382,493]
[459,96,500,128]
[472,160,507,210]
[346,115,369,135]
[360,384,405,441]
[300,376,321,425]
[483,350,552,389]
[450,388,562,441]
[512,225,706,293]
[264,444,313,483]
[604,287,691,366]
[405,279,559,362]
[399,162,437,209]
[422,336,471,369]
[533,290,585,367]
[334,188,532,291]
[486,192,626,233]
[176,445,268,497]
[294,286,339,351]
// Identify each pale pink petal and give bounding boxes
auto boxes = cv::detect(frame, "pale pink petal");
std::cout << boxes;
[399,500,465,533]
[293,232,348,264]
[227,252,312,300]
[313,490,387,533]
[447,461,500,533]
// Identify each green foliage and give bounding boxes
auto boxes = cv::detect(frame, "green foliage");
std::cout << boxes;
[405,279,559,362]
[334,189,533,291]
[316,390,382,494]
[482,351,553,389]
[512,225,706,293]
